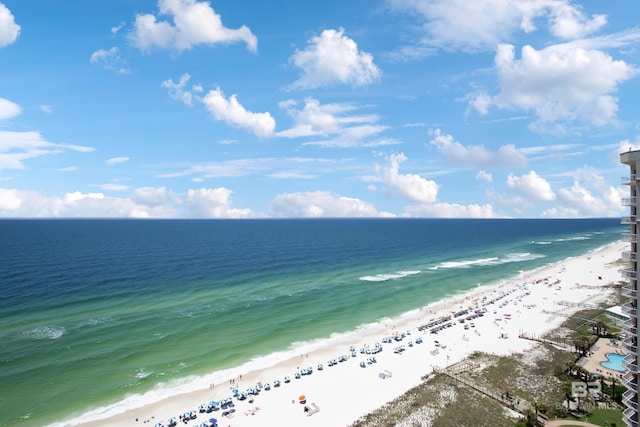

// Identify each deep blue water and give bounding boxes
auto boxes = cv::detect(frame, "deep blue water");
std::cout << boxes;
[0,218,623,426]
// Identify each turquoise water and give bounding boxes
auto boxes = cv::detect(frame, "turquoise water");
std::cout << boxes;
[0,218,623,426]
[601,353,625,372]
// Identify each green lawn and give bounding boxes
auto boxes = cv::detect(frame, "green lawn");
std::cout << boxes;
[561,407,624,426]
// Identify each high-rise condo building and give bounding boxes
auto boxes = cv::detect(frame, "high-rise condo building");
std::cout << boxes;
[619,149,639,427]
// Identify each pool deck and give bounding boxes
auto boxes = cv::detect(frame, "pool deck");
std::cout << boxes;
[580,337,627,379]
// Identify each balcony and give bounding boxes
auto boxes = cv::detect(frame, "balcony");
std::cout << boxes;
[624,355,638,373]
[623,406,638,427]
[623,389,639,411]
[622,174,638,185]
[623,301,638,317]
[623,370,637,386]
[624,269,638,279]
[622,285,638,299]
[623,339,637,354]
[623,216,638,224]
[626,324,639,337]
[623,197,639,206]
[623,233,638,243]
[623,251,638,260]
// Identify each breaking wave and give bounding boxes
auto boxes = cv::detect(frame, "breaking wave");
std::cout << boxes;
[435,253,545,269]
[359,270,421,282]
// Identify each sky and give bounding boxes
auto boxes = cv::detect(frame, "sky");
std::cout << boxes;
[1,0,640,219]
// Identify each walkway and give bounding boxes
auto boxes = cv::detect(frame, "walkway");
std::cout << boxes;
[545,421,600,427]
[437,367,549,425]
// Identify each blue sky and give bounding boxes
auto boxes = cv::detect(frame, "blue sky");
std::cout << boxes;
[1,0,640,218]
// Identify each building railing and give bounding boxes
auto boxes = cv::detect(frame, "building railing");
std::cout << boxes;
[623,197,639,206]
[622,174,638,184]
[623,389,639,411]
[622,286,638,299]
[624,354,638,373]
[623,301,638,317]
[623,233,638,243]
[622,216,638,224]
[622,406,638,427]
[624,269,638,279]
[623,370,637,386]
[623,339,637,354]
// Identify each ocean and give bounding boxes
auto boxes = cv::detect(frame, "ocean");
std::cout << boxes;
[0,218,624,426]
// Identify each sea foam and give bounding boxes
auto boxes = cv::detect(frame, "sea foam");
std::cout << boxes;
[23,325,65,340]
[359,270,421,282]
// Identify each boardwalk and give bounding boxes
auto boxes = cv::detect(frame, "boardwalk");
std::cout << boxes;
[518,331,571,350]
[437,365,549,425]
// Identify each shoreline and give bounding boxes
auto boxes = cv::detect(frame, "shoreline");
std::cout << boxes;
[63,240,626,427]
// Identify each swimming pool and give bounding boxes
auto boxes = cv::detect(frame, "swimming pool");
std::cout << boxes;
[601,353,625,372]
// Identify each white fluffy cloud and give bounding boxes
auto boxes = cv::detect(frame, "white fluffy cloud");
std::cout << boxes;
[378,153,439,204]
[90,47,131,74]
[386,0,606,55]
[0,188,22,210]
[276,98,393,148]
[161,73,203,107]
[547,2,607,39]
[0,130,95,171]
[429,129,528,168]
[476,170,493,182]
[105,157,131,166]
[132,186,178,206]
[0,98,21,120]
[403,202,499,218]
[0,3,20,48]
[489,167,622,216]
[269,190,390,218]
[472,43,637,132]
[542,174,625,218]
[129,0,257,52]
[201,87,276,138]
[289,28,381,89]
[506,170,556,202]
[0,189,134,217]
[0,186,256,218]
[162,74,275,137]
[186,188,253,218]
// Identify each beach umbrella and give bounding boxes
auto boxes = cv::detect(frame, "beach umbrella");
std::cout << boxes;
[299,395,306,402]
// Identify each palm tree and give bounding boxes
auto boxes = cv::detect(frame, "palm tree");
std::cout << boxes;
[610,376,617,401]
[575,366,587,382]
[563,382,574,410]
[565,360,576,377]
[596,320,608,337]
[572,336,591,356]
[573,337,582,354]
[580,335,592,356]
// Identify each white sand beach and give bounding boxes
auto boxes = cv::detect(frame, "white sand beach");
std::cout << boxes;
[74,241,626,427]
